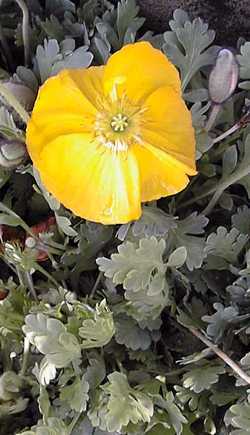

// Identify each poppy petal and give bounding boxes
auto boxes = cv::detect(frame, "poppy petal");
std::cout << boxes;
[26,68,103,159]
[36,134,141,224]
[141,86,197,174]
[133,142,191,202]
[103,42,181,103]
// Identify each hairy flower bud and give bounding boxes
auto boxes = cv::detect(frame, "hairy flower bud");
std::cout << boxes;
[209,49,239,104]
[0,139,27,168]
[25,216,56,262]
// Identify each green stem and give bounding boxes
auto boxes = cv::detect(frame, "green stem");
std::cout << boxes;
[0,203,65,256]
[179,160,250,213]
[44,240,66,251]
[35,262,59,287]
[178,185,217,210]
[15,0,30,66]
[90,271,103,298]
[202,163,250,215]
[68,413,81,434]
[116,358,125,374]
[16,267,25,286]
[20,337,29,376]
[0,202,39,241]
[0,83,30,124]
[25,271,38,300]
[4,261,17,275]
[39,245,63,256]
[0,337,12,370]
[205,104,221,132]
[201,188,223,215]
[212,122,239,145]
[189,327,250,385]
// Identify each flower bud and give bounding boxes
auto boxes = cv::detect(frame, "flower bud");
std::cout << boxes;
[0,139,28,168]
[209,49,239,104]
[25,216,57,262]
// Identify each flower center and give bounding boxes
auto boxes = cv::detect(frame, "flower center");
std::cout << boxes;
[110,113,129,132]
[94,93,146,153]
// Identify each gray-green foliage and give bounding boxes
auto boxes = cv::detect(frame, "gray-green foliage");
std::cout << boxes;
[205,226,248,269]
[93,0,145,62]
[97,237,167,295]
[115,315,152,350]
[202,303,240,342]
[88,371,154,432]
[163,9,218,91]
[15,38,93,89]
[23,312,82,384]
[237,41,250,90]
[78,299,115,348]
[60,376,89,412]
[232,206,250,235]
[227,398,250,434]
[182,363,225,394]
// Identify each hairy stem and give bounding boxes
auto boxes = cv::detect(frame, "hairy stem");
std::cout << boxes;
[205,104,221,132]
[25,271,38,300]
[189,327,250,385]
[90,271,103,298]
[202,162,250,215]
[20,337,30,376]
[15,0,30,66]
[212,123,239,145]
[68,413,81,434]
[35,262,59,287]
[16,267,25,286]
[177,185,218,211]
[0,202,39,241]
[179,161,250,213]
[201,189,224,215]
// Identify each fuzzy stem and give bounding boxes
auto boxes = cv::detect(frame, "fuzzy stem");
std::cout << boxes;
[211,111,250,146]
[0,82,30,124]
[202,162,250,215]
[205,104,221,132]
[34,262,59,287]
[178,161,250,212]
[15,0,30,66]
[16,267,25,286]
[0,202,40,242]
[212,123,240,145]
[177,186,218,211]
[20,337,30,376]
[201,189,224,215]
[90,271,103,298]
[189,327,250,385]
[68,413,81,434]
[25,271,38,300]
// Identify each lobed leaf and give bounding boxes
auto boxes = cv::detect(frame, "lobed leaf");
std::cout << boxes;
[163,9,217,90]
[79,300,115,349]
[182,364,225,393]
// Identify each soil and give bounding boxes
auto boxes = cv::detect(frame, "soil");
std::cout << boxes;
[112,0,250,45]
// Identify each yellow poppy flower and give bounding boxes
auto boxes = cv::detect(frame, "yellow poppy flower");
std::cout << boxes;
[26,42,196,224]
